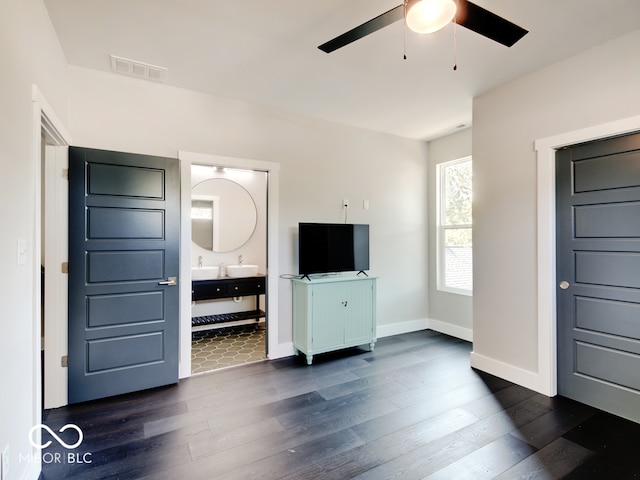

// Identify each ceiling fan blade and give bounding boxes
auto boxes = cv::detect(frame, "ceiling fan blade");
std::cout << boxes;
[318,4,404,53]
[455,0,528,47]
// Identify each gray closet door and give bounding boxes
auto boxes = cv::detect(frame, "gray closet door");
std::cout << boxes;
[557,131,640,423]
[68,147,180,404]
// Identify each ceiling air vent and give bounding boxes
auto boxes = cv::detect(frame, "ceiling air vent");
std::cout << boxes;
[110,55,167,83]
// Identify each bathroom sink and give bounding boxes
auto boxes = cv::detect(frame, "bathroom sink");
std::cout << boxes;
[191,266,220,280]
[227,264,259,278]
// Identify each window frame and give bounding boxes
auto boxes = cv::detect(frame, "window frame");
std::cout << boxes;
[436,156,473,296]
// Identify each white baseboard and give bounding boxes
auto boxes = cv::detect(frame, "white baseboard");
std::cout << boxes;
[470,351,549,395]
[376,318,430,338]
[267,341,295,360]
[427,319,473,342]
[376,318,473,342]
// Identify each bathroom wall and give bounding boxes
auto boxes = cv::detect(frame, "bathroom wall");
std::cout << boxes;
[190,165,267,272]
[190,165,268,317]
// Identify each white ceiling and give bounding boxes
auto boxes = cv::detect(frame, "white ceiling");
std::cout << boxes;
[43,0,640,140]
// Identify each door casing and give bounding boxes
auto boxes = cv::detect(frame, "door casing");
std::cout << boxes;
[533,114,640,396]
[178,151,286,379]
[35,85,72,410]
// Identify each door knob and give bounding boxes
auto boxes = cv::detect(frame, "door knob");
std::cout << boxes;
[159,277,177,286]
[559,280,570,290]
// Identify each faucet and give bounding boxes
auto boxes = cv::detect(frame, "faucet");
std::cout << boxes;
[238,255,243,266]
[198,256,203,268]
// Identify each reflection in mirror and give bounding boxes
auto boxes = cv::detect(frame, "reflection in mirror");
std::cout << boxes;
[191,196,216,250]
[191,178,257,252]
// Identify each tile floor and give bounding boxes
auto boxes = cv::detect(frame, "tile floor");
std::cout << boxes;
[191,323,266,374]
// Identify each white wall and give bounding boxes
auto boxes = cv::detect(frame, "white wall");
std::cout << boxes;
[427,128,473,340]
[68,66,430,348]
[0,1,69,479]
[472,29,640,391]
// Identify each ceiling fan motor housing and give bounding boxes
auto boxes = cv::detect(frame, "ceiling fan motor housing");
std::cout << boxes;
[405,0,457,34]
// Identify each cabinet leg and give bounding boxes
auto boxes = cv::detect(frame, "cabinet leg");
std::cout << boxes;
[369,342,375,351]
[306,355,313,365]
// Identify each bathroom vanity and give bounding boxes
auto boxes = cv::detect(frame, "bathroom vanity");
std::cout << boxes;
[191,275,266,331]
[292,275,377,365]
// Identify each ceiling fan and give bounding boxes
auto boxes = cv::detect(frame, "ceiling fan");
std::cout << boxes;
[318,0,528,53]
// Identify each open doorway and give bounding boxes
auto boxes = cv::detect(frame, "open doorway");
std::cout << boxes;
[177,151,281,379]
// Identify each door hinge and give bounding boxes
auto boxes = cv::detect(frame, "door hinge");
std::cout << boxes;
[62,168,69,180]
[61,262,69,274]
[61,355,68,367]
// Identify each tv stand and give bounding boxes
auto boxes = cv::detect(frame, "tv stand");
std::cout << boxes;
[292,275,377,365]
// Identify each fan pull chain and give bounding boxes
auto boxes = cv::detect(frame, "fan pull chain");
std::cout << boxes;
[403,1,407,59]
[453,22,457,70]
[453,1,458,70]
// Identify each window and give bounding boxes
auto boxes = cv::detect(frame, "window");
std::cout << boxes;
[437,157,472,294]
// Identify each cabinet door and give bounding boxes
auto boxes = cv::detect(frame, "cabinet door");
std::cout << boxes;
[311,284,345,350]
[343,280,374,344]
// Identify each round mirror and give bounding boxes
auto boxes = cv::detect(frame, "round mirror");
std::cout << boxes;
[191,178,257,252]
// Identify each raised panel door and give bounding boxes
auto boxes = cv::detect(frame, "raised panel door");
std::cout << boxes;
[557,132,640,423]
[68,147,179,404]
[343,280,375,345]
[311,283,344,351]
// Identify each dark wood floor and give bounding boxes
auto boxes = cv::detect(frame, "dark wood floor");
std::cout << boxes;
[40,330,640,479]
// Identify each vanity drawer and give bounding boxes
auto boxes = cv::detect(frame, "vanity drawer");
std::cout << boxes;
[228,277,266,296]
[192,281,228,301]
[192,275,266,301]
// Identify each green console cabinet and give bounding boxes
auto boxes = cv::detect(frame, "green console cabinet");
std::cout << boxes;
[292,275,377,365]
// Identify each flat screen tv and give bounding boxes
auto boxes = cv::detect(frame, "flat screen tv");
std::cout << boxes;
[298,222,369,277]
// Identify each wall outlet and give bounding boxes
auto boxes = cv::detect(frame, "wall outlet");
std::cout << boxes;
[342,199,349,208]
[1,444,9,480]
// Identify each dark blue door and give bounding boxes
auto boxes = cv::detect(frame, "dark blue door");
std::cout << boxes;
[68,147,180,403]
[556,131,640,423]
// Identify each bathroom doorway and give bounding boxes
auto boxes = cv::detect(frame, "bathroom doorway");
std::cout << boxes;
[189,164,268,374]
[178,151,281,379]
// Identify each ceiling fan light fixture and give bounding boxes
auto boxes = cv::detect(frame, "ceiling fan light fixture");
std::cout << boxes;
[405,0,457,34]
